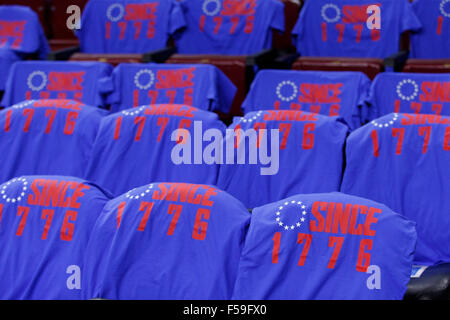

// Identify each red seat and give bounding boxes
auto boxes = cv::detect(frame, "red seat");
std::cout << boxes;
[402,59,450,74]
[272,0,302,53]
[69,53,144,66]
[292,57,384,80]
[165,54,250,119]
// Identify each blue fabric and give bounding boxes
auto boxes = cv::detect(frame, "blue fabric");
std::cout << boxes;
[85,104,226,196]
[367,72,450,121]
[1,61,114,108]
[0,99,105,184]
[0,175,112,300]
[82,182,250,299]
[77,0,186,54]
[176,0,284,55]
[231,192,417,300]
[341,113,450,266]
[108,63,236,113]
[0,48,20,92]
[217,110,349,209]
[0,5,49,59]
[242,70,371,130]
[410,0,450,59]
[292,0,421,58]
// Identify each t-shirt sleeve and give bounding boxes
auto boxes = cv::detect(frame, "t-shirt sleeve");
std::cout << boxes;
[400,0,422,33]
[169,0,187,35]
[270,0,285,33]
[213,67,237,113]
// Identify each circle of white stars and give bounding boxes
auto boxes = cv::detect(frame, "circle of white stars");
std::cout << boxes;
[134,69,155,90]
[275,200,308,231]
[321,4,341,23]
[121,105,147,116]
[125,184,154,200]
[440,0,450,18]
[202,0,221,16]
[241,111,263,124]
[396,79,419,101]
[276,80,298,102]
[12,100,34,110]
[27,71,47,91]
[106,3,125,22]
[371,113,399,128]
[1,177,28,203]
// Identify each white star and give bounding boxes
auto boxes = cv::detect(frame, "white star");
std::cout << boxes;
[302,211,307,215]
[276,212,280,216]
[276,217,280,222]
[301,205,306,209]
[290,226,295,230]
[301,218,305,222]
[296,222,301,227]
[284,226,289,230]
[279,222,283,226]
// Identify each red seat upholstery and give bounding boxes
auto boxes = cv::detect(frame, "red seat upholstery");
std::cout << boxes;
[402,59,450,74]
[69,53,144,66]
[272,0,302,53]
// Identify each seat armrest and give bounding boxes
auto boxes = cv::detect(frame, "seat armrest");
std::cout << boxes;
[384,50,410,72]
[142,46,177,63]
[47,46,80,61]
[404,264,450,300]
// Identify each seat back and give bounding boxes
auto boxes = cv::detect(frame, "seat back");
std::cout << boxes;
[83,182,250,300]
[341,113,450,266]
[217,110,348,209]
[292,0,421,58]
[242,70,371,130]
[367,72,450,120]
[232,192,416,300]
[108,63,236,113]
[410,0,450,59]
[0,175,111,299]
[77,0,186,54]
[1,61,113,108]
[0,99,105,183]
[85,104,226,196]
[175,0,285,55]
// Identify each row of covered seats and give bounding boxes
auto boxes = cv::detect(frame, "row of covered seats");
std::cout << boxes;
[1,99,450,299]
[0,175,417,299]
[1,60,449,130]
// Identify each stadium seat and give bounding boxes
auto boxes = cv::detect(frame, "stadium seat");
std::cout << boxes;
[405,263,450,300]
[82,182,251,300]
[0,61,113,108]
[107,63,236,114]
[231,192,417,299]
[410,0,450,59]
[341,113,450,297]
[366,72,450,121]
[175,0,285,55]
[1,1,49,37]
[292,0,421,59]
[402,59,450,73]
[242,69,371,130]
[85,104,226,196]
[216,110,349,209]
[0,99,105,183]
[292,56,384,80]
[0,175,112,299]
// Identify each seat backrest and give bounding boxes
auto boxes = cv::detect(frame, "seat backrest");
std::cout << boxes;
[85,104,226,196]
[108,63,236,114]
[175,0,285,55]
[217,110,349,209]
[77,0,186,54]
[232,192,416,300]
[0,61,114,108]
[367,72,450,121]
[0,99,105,183]
[242,70,371,130]
[410,0,450,59]
[82,182,250,299]
[0,175,112,299]
[0,5,49,58]
[48,0,89,40]
[272,0,302,52]
[403,59,450,74]
[0,48,20,92]
[292,0,421,58]
[341,113,450,266]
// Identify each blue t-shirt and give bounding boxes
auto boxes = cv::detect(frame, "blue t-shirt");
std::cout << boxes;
[0,5,49,59]
[0,175,112,300]
[341,113,450,266]
[1,61,114,108]
[77,0,186,54]
[108,63,236,113]
[242,70,371,130]
[0,99,105,183]
[366,72,450,121]
[0,48,20,92]
[82,182,251,300]
[217,110,349,209]
[410,0,450,59]
[176,0,285,55]
[292,0,422,58]
[85,104,226,196]
[231,192,416,300]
